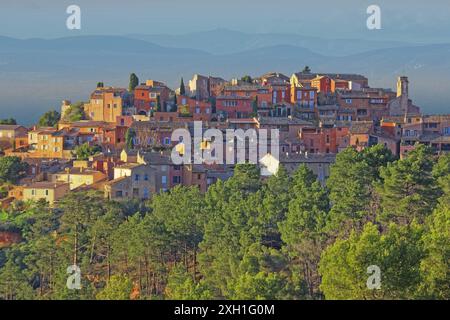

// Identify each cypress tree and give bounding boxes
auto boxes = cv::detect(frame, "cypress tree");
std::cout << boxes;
[180,78,186,96]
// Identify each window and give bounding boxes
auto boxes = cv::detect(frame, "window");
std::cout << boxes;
[164,137,171,145]
[326,135,330,143]
[134,174,140,181]
[143,188,149,199]
[345,99,353,104]
[162,176,167,184]
[144,174,148,181]
[197,174,202,180]
[357,109,367,116]
[31,189,35,196]
[173,176,181,184]
[45,190,49,196]
[444,127,450,136]
[115,190,123,197]
[224,100,238,107]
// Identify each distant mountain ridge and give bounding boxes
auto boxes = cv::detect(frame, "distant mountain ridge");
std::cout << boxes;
[127,28,415,56]
[0,35,209,55]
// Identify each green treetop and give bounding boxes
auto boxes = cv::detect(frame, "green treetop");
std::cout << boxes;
[128,73,139,92]
[179,78,186,96]
[376,144,440,225]
[0,156,29,184]
[38,110,60,127]
[0,118,17,125]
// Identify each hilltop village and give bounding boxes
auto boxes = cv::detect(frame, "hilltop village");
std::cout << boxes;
[0,68,449,301]
[0,69,449,206]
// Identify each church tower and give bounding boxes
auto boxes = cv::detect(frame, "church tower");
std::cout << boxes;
[397,76,409,98]
[397,76,409,114]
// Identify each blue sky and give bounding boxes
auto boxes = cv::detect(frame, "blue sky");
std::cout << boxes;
[1,0,450,42]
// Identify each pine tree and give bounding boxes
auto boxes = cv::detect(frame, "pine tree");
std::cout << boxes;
[376,144,440,225]
[259,165,291,248]
[165,264,212,299]
[419,172,450,299]
[96,274,133,300]
[326,147,372,236]
[279,165,329,298]
[0,258,34,300]
[319,222,424,299]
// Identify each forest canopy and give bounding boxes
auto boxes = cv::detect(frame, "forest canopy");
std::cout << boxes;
[0,145,448,300]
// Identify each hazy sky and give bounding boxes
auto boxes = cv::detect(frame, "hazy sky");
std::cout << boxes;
[1,0,450,42]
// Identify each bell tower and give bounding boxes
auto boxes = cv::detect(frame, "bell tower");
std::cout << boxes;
[397,76,409,98]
